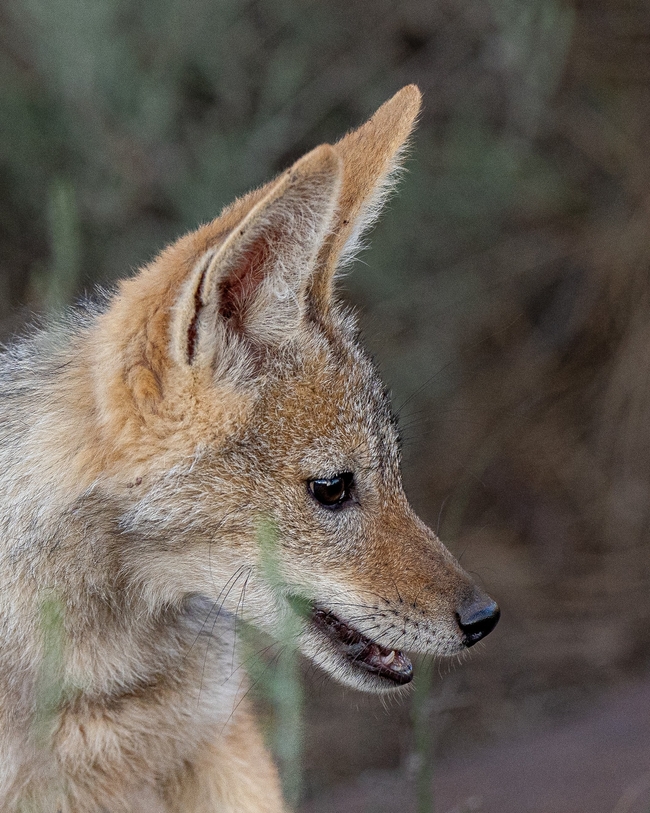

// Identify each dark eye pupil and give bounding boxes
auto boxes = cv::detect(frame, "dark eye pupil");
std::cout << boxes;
[309,474,352,507]
[315,478,344,503]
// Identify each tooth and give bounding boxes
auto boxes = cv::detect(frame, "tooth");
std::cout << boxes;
[381,651,396,666]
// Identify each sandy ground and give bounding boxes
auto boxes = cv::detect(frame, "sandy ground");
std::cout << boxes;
[301,677,650,813]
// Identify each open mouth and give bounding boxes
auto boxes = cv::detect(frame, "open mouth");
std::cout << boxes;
[311,607,413,685]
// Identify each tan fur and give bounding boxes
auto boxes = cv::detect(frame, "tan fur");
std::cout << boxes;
[0,86,497,811]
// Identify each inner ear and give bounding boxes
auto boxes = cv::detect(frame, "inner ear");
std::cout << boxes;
[218,230,275,327]
[172,143,343,370]
[183,231,279,365]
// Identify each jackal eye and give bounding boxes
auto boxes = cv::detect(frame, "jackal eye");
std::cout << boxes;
[308,473,354,508]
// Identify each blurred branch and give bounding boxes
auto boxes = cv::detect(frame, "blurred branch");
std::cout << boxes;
[40,177,81,310]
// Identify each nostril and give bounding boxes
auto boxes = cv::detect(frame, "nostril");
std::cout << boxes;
[457,599,500,647]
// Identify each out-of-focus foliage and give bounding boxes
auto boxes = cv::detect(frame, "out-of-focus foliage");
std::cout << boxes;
[1,0,571,324]
[2,0,650,804]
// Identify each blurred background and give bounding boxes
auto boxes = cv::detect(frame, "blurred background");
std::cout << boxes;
[2,1,650,811]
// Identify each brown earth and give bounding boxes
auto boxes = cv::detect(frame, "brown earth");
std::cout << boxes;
[301,676,650,813]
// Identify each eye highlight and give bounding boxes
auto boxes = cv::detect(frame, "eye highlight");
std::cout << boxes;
[308,473,354,508]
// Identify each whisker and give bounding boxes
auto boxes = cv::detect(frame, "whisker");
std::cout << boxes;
[220,645,286,736]
[184,564,250,662]
[232,569,251,669]
[197,566,251,705]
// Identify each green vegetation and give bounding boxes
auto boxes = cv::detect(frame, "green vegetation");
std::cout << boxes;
[255,517,306,808]
[33,592,67,748]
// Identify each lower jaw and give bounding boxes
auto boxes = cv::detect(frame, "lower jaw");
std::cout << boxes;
[305,640,412,693]
[344,646,413,686]
[309,607,414,688]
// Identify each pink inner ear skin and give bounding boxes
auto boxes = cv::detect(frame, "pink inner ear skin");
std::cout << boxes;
[218,232,276,331]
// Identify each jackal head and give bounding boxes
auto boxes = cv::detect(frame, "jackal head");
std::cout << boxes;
[95,86,499,692]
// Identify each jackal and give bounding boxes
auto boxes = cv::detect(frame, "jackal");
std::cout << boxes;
[0,86,498,812]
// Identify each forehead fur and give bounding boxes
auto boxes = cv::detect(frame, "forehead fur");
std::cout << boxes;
[236,313,401,481]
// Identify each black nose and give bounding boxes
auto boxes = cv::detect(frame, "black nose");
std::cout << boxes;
[457,597,500,647]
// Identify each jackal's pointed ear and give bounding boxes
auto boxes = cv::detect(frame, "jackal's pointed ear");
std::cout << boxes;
[171,145,342,368]
[310,85,422,314]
